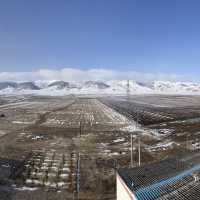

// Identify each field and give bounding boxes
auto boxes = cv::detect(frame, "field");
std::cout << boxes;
[0,94,200,199]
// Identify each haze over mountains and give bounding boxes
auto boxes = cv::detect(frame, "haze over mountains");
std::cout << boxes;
[0,80,200,95]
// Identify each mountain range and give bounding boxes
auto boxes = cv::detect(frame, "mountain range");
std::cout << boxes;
[0,80,200,95]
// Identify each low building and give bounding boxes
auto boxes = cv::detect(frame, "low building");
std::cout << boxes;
[117,171,137,200]
[117,153,200,200]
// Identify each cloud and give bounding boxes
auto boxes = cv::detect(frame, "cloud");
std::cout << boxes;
[0,67,194,82]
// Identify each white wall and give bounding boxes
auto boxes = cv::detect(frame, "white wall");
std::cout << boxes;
[116,173,137,200]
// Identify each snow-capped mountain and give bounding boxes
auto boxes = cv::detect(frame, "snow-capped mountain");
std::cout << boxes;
[0,82,18,90]
[0,82,40,90]
[47,81,76,89]
[83,81,110,89]
[17,82,40,90]
[0,80,200,95]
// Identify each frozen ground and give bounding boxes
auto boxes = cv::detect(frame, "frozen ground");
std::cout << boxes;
[42,98,131,130]
[0,94,199,200]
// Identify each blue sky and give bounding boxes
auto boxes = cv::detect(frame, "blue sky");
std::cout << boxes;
[0,0,200,79]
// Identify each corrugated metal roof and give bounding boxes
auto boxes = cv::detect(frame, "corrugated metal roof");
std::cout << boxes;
[118,154,200,200]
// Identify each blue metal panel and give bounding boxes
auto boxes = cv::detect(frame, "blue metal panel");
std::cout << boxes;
[135,164,200,200]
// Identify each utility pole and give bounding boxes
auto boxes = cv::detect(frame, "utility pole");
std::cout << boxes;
[136,113,141,166]
[186,134,191,150]
[76,152,80,200]
[138,136,141,167]
[77,112,83,199]
[130,120,137,168]
[131,132,134,168]
[186,134,188,150]
[79,121,82,137]
[136,111,139,125]
[22,110,25,133]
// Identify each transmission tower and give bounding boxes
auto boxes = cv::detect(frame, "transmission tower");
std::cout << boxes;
[127,80,130,101]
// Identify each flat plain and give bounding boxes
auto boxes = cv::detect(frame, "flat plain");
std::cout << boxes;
[0,94,200,200]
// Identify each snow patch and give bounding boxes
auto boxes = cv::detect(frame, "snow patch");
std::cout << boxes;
[14,186,38,191]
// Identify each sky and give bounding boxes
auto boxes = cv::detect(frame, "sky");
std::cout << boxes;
[0,0,200,81]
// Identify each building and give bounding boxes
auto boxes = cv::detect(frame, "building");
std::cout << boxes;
[117,171,137,200]
[117,152,200,200]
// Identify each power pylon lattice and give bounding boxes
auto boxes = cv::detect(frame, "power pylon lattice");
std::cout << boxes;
[127,80,130,101]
